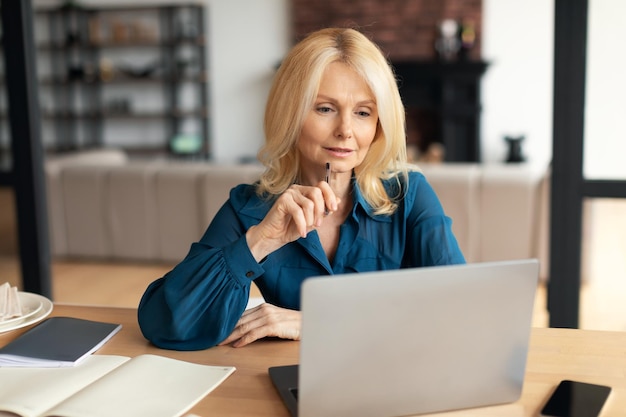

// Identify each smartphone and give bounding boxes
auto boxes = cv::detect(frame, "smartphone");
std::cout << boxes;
[540,380,611,417]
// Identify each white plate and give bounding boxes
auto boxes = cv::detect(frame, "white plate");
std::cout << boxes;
[0,293,43,327]
[0,292,53,334]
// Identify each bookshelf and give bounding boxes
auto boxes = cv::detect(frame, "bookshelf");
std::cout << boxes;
[34,3,211,159]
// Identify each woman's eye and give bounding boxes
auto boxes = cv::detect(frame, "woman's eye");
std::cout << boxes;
[317,106,333,113]
[356,110,371,117]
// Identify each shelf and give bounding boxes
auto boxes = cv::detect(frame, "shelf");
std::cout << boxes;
[39,73,208,85]
[37,37,206,51]
[43,109,209,120]
[35,3,205,14]
[0,170,12,187]
[394,60,489,162]
[29,3,211,159]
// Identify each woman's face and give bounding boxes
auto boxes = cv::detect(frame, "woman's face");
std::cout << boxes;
[297,62,379,183]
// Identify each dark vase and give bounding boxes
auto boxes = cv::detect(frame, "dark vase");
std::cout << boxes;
[505,135,526,163]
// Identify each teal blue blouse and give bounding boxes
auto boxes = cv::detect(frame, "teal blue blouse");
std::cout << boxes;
[138,171,465,350]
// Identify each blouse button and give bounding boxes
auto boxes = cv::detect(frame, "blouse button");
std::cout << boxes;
[245,271,254,278]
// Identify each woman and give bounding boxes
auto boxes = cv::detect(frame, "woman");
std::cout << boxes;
[138,28,465,350]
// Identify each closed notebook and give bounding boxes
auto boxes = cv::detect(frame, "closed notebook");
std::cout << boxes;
[0,317,121,367]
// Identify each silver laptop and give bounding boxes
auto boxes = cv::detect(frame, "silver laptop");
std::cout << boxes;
[269,259,539,417]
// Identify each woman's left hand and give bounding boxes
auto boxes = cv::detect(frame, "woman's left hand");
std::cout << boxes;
[218,303,301,348]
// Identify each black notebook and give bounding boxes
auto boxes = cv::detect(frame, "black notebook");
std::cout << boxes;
[0,316,122,367]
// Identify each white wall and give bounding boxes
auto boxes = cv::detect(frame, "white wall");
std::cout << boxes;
[483,0,626,176]
[204,0,289,162]
[584,0,626,179]
[481,0,554,167]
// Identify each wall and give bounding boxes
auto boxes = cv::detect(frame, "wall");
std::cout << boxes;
[291,0,482,60]
[33,0,557,166]
[584,0,626,180]
[204,0,289,162]
[481,0,553,166]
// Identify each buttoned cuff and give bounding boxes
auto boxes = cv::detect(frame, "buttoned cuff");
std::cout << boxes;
[222,235,265,285]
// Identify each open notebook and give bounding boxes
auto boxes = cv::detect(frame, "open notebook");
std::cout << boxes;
[269,259,539,417]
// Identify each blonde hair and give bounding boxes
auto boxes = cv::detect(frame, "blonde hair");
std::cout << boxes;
[257,28,409,215]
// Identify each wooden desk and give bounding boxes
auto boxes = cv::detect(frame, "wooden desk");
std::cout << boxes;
[2,304,625,417]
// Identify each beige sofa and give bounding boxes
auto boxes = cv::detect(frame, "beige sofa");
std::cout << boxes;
[420,163,550,280]
[45,149,262,263]
[45,149,550,279]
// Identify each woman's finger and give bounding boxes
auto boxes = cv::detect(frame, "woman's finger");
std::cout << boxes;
[218,304,264,346]
[246,183,338,260]
[275,185,326,237]
[218,303,301,348]
[317,181,338,214]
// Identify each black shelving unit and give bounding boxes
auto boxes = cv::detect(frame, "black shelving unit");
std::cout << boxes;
[35,3,210,159]
[393,60,489,163]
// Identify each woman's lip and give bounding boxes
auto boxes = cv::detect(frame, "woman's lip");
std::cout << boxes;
[325,147,353,155]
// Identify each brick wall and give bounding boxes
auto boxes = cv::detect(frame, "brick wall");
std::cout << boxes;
[291,0,482,61]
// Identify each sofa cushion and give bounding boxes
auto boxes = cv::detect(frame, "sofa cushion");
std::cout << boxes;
[199,164,264,225]
[60,165,113,258]
[45,149,128,257]
[419,163,481,262]
[479,164,545,263]
[154,164,210,262]
[107,163,161,261]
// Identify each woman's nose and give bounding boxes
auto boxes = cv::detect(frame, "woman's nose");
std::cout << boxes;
[334,114,353,139]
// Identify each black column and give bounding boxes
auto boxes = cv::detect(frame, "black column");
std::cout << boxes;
[548,0,588,328]
[1,0,52,297]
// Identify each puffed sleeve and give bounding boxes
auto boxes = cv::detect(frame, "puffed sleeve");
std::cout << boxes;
[138,193,264,350]
[404,172,466,267]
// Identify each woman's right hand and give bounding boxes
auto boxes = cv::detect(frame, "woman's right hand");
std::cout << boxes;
[246,182,338,262]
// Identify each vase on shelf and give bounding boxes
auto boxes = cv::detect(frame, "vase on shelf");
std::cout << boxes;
[504,135,526,163]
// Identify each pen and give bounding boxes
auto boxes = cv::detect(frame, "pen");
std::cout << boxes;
[324,162,330,215]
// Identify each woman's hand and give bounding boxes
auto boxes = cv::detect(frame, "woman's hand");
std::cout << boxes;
[218,303,301,348]
[246,182,338,261]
